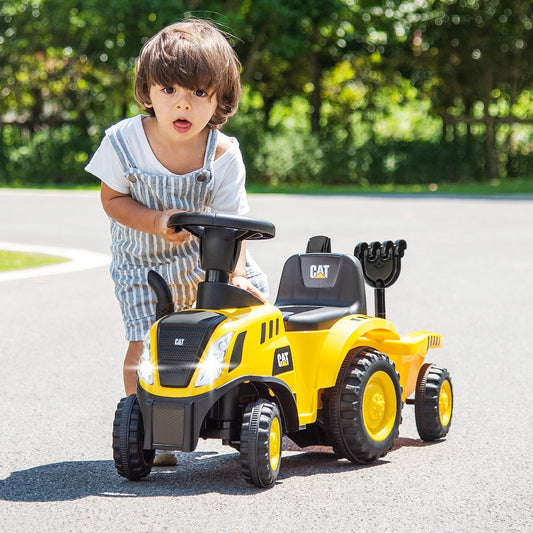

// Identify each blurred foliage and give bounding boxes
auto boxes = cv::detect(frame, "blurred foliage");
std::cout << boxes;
[1,0,533,187]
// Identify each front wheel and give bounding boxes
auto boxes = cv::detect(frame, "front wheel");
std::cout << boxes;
[240,399,282,488]
[415,363,453,441]
[329,348,403,464]
[112,394,155,480]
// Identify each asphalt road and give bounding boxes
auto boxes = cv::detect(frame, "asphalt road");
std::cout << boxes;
[0,189,532,533]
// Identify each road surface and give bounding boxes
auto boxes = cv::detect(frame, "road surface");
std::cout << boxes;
[0,189,531,532]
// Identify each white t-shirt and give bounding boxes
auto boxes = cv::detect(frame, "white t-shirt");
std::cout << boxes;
[85,115,249,215]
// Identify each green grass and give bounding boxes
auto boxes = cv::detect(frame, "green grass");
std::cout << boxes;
[247,177,533,195]
[0,250,70,272]
[0,183,101,191]
[2,176,533,195]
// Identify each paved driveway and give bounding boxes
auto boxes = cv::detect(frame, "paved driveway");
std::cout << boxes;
[0,189,532,532]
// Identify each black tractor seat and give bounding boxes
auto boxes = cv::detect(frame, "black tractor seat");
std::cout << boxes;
[275,253,367,332]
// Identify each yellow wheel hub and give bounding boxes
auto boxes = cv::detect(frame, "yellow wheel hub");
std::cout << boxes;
[269,416,281,470]
[362,371,397,441]
[439,379,452,426]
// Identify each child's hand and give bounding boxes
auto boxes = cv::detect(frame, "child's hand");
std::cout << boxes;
[154,210,190,244]
[230,275,268,303]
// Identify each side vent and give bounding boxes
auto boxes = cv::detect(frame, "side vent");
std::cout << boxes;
[260,319,280,344]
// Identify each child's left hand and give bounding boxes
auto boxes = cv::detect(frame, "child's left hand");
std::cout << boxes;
[156,209,191,244]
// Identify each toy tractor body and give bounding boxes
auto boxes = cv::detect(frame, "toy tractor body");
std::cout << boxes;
[113,213,453,487]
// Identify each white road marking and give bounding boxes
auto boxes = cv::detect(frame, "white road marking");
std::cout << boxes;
[0,241,110,282]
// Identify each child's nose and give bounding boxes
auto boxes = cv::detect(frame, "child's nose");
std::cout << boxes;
[175,91,191,110]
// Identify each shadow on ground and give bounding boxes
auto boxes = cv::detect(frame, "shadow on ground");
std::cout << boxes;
[0,445,395,501]
[392,437,439,450]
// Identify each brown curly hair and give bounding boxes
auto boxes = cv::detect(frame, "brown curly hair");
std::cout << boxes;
[134,19,241,129]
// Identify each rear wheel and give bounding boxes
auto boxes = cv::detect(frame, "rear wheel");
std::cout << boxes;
[240,399,282,488]
[112,394,155,480]
[415,363,453,441]
[329,348,402,463]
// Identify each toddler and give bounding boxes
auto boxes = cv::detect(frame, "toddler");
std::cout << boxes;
[85,20,268,404]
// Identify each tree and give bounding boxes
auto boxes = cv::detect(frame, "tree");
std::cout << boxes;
[1,0,532,185]
[386,0,533,179]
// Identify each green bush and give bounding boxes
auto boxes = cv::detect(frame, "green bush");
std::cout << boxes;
[0,116,530,188]
[360,138,487,184]
[250,131,324,185]
[241,130,490,187]
[0,125,92,186]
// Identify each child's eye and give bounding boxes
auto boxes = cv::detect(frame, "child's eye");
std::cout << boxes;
[193,89,208,97]
[162,87,175,94]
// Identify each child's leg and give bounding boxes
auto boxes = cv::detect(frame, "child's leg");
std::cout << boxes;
[123,340,143,395]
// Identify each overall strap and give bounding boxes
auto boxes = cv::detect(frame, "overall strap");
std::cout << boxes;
[106,122,138,174]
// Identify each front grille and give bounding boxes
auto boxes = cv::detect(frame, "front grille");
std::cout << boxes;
[157,310,225,387]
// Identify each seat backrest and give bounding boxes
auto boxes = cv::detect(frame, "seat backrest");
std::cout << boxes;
[275,253,367,313]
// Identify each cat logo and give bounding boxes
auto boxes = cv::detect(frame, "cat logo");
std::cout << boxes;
[174,338,185,346]
[277,351,290,367]
[310,264,330,279]
[273,346,294,375]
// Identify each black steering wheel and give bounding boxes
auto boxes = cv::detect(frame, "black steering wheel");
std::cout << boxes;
[168,212,276,242]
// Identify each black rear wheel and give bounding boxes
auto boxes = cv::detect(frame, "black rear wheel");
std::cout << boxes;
[329,348,402,463]
[112,394,154,480]
[415,363,453,441]
[240,399,282,488]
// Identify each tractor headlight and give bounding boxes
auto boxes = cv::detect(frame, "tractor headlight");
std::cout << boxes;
[138,332,154,385]
[195,332,233,387]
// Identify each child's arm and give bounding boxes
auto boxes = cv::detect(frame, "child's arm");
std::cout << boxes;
[229,243,267,302]
[100,182,190,244]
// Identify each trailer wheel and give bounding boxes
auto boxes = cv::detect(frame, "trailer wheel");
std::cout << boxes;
[329,348,402,463]
[240,399,282,487]
[415,364,453,441]
[112,394,154,480]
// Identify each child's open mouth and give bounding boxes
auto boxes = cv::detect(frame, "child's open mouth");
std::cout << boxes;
[173,119,192,133]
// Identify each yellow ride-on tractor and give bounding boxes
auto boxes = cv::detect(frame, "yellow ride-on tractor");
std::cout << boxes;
[112,213,453,488]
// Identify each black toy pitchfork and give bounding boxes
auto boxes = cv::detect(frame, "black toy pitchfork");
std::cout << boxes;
[354,239,407,319]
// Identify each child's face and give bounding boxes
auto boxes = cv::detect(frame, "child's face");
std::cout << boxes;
[147,83,218,141]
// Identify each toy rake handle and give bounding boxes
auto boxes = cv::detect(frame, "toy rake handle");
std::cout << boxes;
[354,239,407,319]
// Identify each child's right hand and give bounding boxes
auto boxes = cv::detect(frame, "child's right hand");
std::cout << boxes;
[154,210,190,244]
